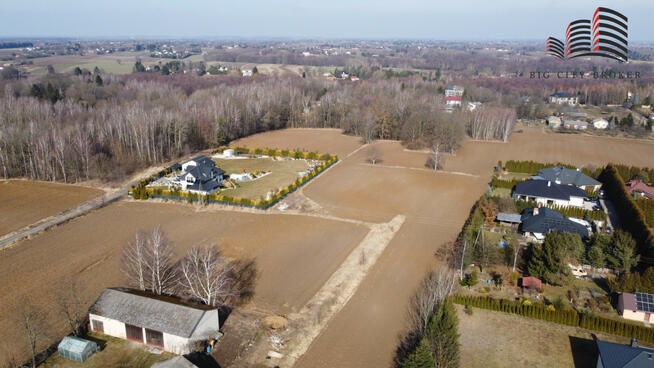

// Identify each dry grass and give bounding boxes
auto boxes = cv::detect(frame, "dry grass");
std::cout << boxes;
[0,180,102,237]
[40,332,173,368]
[456,305,652,368]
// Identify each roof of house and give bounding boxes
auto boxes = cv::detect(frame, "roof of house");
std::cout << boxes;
[446,96,462,101]
[626,180,654,198]
[514,180,587,201]
[550,92,577,98]
[186,165,225,182]
[596,339,654,368]
[497,213,522,223]
[520,276,542,289]
[620,292,654,313]
[152,356,199,368]
[520,207,589,238]
[188,155,214,166]
[537,166,601,187]
[89,288,218,338]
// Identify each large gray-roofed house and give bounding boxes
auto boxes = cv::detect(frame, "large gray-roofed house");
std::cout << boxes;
[519,207,589,240]
[513,180,587,208]
[595,338,654,368]
[89,288,219,354]
[535,166,601,190]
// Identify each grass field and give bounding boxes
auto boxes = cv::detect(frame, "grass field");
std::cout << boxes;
[40,332,173,367]
[457,305,651,368]
[215,157,310,200]
[0,180,102,237]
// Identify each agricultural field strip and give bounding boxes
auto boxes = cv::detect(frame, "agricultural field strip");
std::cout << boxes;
[279,215,406,366]
[0,182,134,249]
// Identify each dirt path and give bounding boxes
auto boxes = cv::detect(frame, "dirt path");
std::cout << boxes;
[271,215,406,367]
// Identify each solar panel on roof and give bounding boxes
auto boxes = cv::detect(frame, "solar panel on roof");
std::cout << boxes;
[636,293,654,312]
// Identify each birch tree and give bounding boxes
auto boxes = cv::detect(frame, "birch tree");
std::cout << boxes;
[178,245,237,306]
[146,225,178,295]
[121,230,148,290]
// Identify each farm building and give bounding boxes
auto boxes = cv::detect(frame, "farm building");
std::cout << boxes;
[595,338,654,368]
[592,118,609,129]
[223,148,235,157]
[563,120,588,130]
[519,207,590,240]
[534,166,601,191]
[57,336,99,363]
[618,292,654,323]
[512,180,587,208]
[89,288,220,354]
[546,116,562,128]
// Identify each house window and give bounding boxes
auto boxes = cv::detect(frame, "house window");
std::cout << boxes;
[186,176,194,183]
[125,324,143,343]
[91,320,104,333]
[145,328,164,348]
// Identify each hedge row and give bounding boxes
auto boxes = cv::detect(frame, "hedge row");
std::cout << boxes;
[505,160,577,175]
[130,150,338,209]
[452,294,654,344]
[547,204,607,221]
[490,177,525,190]
[213,146,333,161]
[634,197,654,228]
[599,164,654,261]
[610,164,654,185]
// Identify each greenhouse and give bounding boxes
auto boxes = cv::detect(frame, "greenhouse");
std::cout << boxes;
[57,336,99,363]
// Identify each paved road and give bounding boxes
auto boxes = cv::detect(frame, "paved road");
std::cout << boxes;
[0,184,132,249]
[600,197,622,231]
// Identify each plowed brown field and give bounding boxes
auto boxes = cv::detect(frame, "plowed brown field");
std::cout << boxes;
[0,180,102,237]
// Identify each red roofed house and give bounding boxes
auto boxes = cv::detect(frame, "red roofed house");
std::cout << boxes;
[446,96,462,107]
[519,276,542,290]
[625,180,654,199]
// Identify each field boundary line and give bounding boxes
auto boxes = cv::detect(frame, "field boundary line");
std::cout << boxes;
[358,163,480,178]
[279,214,406,366]
[346,143,369,158]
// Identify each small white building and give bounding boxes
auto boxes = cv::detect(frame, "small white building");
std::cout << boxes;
[223,148,235,157]
[592,118,609,130]
[549,92,579,105]
[89,288,220,354]
[241,69,253,77]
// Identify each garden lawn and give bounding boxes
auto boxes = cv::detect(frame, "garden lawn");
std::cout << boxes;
[214,157,310,200]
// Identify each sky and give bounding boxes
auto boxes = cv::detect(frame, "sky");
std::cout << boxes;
[0,0,653,42]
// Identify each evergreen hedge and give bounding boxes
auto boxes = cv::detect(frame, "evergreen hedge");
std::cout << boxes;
[452,294,654,343]
[546,204,606,221]
[598,164,654,261]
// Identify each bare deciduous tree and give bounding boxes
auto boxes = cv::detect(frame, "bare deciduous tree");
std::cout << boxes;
[366,145,382,165]
[146,225,177,295]
[121,226,177,295]
[55,278,87,336]
[407,269,457,335]
[178,245,237,306]
[13,298,49,368]
[426,140,444,170]
[121,230,148,291]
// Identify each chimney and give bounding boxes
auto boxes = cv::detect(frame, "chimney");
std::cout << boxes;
[547,181,551,187]
[631,338,638,348]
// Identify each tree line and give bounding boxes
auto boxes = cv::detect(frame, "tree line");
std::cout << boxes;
[0,71,513,184]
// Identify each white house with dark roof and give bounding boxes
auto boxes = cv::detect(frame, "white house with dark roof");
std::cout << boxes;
[513,180,587,208]
[519,207,589,241]
[171,155,225,194]
[89,288,220,354]
[618,292,654,323]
